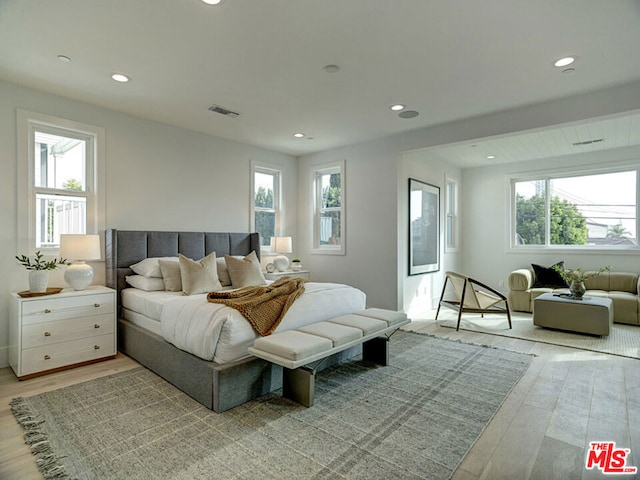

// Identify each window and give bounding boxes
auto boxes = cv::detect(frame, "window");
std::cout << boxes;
[251,164,281,249]
[18,110,105,253]
[445,176,459,252]
[313,160,345,255]
[512,169,638,248]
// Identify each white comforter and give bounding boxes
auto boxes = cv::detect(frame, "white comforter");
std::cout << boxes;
[161,282,366,363]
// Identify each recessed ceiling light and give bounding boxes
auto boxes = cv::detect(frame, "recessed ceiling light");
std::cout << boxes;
[57,55,71,63]
[323,64,340,73]
[486,155,496,159]
[398,110,419,119]
[390,104,405,111]
[562,68,576,75]
[293,133,305,138]
[554,56,578,67]
[111,73,131,83]
[202,0,222,4]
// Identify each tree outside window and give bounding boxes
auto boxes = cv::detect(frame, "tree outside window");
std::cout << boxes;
[313,161,346,255]
[252,168,280,248]
[513,170,637,247]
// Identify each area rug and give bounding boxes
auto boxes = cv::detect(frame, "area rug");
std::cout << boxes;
[419,310,640,360]
[11,331,531,480]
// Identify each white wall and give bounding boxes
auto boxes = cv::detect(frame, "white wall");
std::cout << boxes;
[297,138,400,310]
[298,80,640,315]
[461,145,640,293]
[0,79,297,367]
[400,150,462,317]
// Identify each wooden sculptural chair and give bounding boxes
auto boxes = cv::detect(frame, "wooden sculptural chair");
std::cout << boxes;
[435,271,512,331]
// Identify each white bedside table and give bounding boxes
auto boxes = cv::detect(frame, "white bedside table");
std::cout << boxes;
[264,270,311,280]
[9,285,117,379]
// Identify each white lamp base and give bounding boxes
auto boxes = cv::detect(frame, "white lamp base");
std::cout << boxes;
[273,255,290,272]
[64,261,94,291]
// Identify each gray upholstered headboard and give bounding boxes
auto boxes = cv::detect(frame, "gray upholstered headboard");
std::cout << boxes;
[105,229,261,309]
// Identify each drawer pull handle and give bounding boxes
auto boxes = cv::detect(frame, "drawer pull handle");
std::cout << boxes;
[44,355,51,360]
[44,309,51,314]
[94,324,100,329]
[94,303,100,308]
[94,345,100,350]
[44,331,51,337]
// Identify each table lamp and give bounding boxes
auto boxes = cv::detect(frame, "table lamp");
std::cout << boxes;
[271,236,292,272]
[60,234,101,290]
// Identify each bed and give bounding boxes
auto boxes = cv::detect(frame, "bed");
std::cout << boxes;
[105,229,366,412]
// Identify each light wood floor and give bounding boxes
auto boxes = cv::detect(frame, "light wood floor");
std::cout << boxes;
[1,323,639,480]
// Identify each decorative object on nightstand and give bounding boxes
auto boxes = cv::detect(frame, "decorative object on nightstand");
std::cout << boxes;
[271,236,292,272]
[9,285,117,379]
[265,263,276,273]
[60,234,101,291]
[264,269,310,281]
[291,259,302,271]
[15,250,70,293]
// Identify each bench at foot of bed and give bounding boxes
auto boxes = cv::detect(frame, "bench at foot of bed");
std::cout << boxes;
[247,308,409,407]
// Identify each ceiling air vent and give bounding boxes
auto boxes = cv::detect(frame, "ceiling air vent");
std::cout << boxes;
[208,105,240,118]
[572,138,604,146]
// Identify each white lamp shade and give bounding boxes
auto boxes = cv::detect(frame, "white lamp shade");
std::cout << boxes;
[271,236,292,254]
[59,234,101,261]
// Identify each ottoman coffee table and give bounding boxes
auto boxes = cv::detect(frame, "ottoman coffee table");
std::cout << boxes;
[533,293,613,336]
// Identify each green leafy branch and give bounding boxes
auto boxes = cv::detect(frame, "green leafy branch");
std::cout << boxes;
[553,265,611,284]
[16,251,71,271]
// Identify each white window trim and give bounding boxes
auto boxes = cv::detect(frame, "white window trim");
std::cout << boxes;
[508,164,640,252]
[250,161,282,252]
[444,174,459,253]
[311,159,346,255]
[17,109,105,256]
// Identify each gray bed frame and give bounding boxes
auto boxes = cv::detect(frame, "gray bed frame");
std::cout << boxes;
[105,229,282,413]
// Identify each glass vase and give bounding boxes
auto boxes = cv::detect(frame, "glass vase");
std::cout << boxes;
[569,281,586,299]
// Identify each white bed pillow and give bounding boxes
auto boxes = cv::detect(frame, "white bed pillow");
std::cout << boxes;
[159,259,182,292]
[179,252,222,295]
[130,256,178,278]
[225,251,267,288]
[125,275,165,291]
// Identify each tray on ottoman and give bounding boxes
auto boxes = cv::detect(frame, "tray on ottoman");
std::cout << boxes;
[533,293,613,336]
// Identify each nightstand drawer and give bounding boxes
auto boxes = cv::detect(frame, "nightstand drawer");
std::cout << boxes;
[22,313,115,348]
[22,293,114,325]
[20,333,116,377]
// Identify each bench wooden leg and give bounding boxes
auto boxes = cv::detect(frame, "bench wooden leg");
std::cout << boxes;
[362,336,389,366]
[283,366,315,407]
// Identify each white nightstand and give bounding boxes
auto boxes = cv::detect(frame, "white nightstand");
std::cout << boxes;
[9,285,117,379]
[264,270,311,280]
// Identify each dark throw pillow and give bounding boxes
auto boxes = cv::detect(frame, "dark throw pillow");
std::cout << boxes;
[531,262,568,288]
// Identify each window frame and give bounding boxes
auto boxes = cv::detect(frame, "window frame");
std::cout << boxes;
[509,165,639,251]
[250,162,282,252]
[312,160,346,255]
[17,110,105,256]
[444,175,459,253]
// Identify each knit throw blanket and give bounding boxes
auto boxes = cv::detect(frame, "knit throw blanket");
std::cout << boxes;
[206,277,307,336]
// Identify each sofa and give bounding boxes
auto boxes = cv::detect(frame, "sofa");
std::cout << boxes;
[508,268,640,325]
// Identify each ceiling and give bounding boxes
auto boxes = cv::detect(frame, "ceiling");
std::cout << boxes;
[1,0,640,159]
[426,112,640,168]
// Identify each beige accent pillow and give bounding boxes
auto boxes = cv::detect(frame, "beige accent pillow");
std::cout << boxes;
[159,259,182,292]
[178,252,222,295]
[216,257,232,287]
[225,251,267,288]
